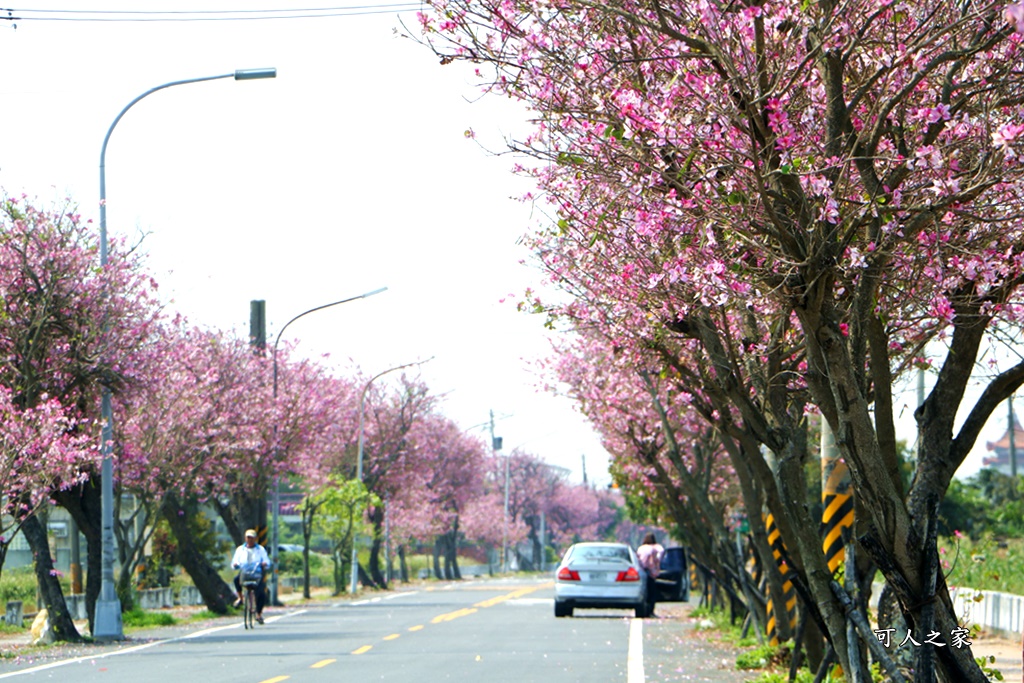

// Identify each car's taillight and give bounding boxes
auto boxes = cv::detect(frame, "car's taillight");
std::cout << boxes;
[617,567,641,582]
[557,567,581,581]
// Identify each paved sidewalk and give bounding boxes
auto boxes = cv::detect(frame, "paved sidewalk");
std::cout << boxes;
[643,601,751,682]
[644,599,1023,682]
[971,631,1022,683]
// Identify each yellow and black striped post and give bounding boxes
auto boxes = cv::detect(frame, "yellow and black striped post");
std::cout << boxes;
[764,513,797,646]
[820,419,853,574]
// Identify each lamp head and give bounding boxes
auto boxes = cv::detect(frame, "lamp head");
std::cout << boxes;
[235,68,277,80]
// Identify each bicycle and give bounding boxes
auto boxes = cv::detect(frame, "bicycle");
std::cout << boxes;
[239,562,263,630]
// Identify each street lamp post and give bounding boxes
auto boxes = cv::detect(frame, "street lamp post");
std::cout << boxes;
[269,287,388,605]
[95,67,276,640]
[349,358,432,594]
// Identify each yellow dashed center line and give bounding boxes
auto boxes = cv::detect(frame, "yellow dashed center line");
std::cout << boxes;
[272,585,554,681]
[310,659,336,669]
[431,607,478,623]
[473,584,546,608]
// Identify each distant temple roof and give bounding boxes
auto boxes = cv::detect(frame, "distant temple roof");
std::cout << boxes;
[984,416,1024,466]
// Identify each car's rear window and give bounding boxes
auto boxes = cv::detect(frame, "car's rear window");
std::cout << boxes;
[573,546,631,562]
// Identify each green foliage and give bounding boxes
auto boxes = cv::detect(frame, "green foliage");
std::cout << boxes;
[747,671,823,683]
[312,477,380,542]
[186,610,225,622]
[689,605,747,644]
[0,566,38,606]
[976,655,1005,681]
[940,470,1024,539]
[116,580,135,613]
[941,535,1024,595]
[277,551,305,575]
[142,519,178,588]
[122,608,177,628]
[187,509,231,572]
[0,620,27,634]
[307,476,380,594]
[940,479,991,538]
[735,642,791,670]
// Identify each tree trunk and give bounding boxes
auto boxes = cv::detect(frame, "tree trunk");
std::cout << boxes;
[440,533,457,579]
[113,498,159,611]
[433,538,443,579]
[368,506,386,588]
[357,562,375,589]
[54,480,102,636]
[0,536,11,582]
[300,499,318,600]
[301,545,311,600]
[398,545,409,583]
[332,546,346,595]
[217,488,266,547]
[165,495,234,614]
[21,514,82,642]
[446,525,462,580]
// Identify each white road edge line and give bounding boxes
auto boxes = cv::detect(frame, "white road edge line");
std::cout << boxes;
[627,617,645,683]
[0,609,308,679]
[335,591,418,607]
[383,592,417,600]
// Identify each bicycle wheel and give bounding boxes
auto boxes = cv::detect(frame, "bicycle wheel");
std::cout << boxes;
[244,588,255,629]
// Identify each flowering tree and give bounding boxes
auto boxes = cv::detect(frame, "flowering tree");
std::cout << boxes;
[352,374,437,587]
[0,388,91,579]
[543,482,618,546]
[114,323,272,612]
[546,331,783,633]
[289,373,361,597]
[397,415,489,580]
[419,2,1024,680]
[0,194,159,640]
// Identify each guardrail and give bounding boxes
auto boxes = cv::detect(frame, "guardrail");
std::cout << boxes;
[949,586,1024,640]
[871,583,1023,640]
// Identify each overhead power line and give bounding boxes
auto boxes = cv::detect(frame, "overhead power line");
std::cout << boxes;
[1,3,424,21]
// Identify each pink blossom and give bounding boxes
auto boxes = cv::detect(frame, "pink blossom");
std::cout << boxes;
[1006,2,1024,33]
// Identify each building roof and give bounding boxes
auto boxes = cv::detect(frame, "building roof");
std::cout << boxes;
[984,416,1024,465]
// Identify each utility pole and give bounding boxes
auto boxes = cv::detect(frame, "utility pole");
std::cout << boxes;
[490,410,507,573]
[69,518,82,595]
[250,300,273,600]
[1009,396,1017,478]
[581,454,588,487]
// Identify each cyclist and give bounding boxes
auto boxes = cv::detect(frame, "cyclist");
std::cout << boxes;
[231,529,270,624]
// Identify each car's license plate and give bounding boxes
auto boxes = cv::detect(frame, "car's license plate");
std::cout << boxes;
[585,572,609,581]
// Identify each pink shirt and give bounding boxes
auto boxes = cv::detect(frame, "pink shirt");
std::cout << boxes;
[637,543,664,576]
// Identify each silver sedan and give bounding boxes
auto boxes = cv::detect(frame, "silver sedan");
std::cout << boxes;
[553,542,650,618]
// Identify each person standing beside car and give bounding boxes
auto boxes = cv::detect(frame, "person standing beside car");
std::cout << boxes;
[637,533,664,617]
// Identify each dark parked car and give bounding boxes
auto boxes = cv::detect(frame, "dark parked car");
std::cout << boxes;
[653,546,690,602]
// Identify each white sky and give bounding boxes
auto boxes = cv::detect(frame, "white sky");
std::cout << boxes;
[0,3,1011,487]
[0,3,612,487]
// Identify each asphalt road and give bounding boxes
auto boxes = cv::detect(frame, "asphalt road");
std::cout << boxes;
[0,578,650,682]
